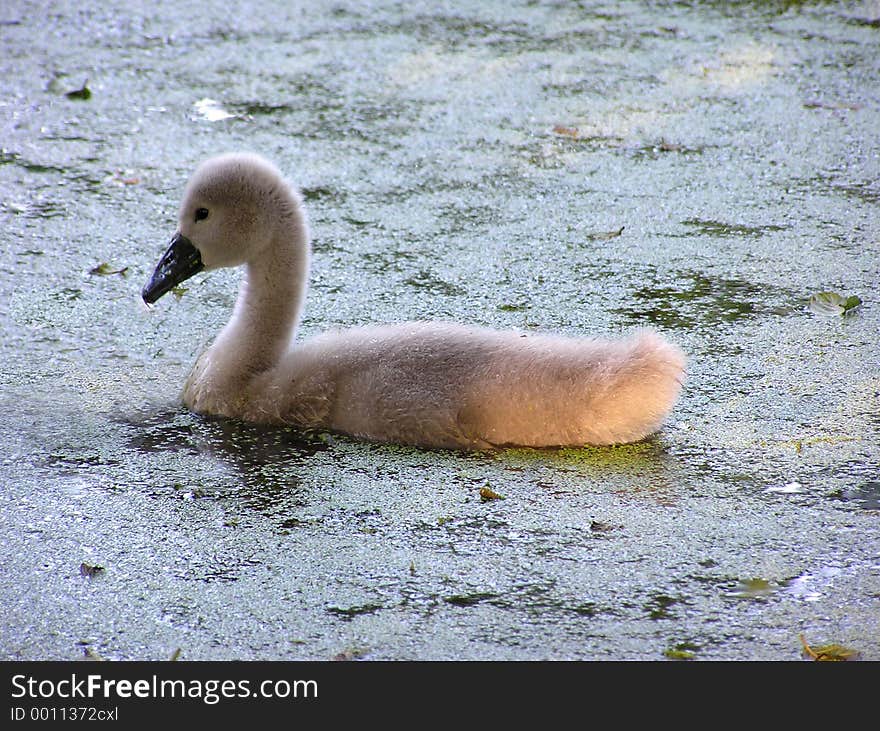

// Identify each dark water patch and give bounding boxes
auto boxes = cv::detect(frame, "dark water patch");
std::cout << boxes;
[353,14,533,51]
[566,601,601,617]
[612,269,799,330]
[438,201,500,234]
[361,248,419,274]
[442,579,617,623]
[815,457,879,485]
[233,102,295,117]
[5,197,66,219]
[44,451,120,471]
[0,151,68,175]
[423,516,509,535]
[340,215,381,229]
[376,12,652,56]
[444,591,501,607]
[786,175,880,207]
[69,171,111,195]
[177,553,263,585]
[848,15,880,28]
[277,515,323,532]
[124,409,328,465]
[297,96,422,145]
[832,182,880,206]
[645,593,687,620]
[699,0,834,16]
[497,301,530,312]
[301,185,342,203]
[119,409,328,513]
[627,140,709,159]
[830,481,880,510]
[403,269,468,297]
[546,130,626,153]
[326,602,385,620]
[681,218,788,238]
[121,409,202,457]
[358,172,510,206]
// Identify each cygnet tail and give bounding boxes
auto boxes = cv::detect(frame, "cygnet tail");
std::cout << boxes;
[582,329,686,445]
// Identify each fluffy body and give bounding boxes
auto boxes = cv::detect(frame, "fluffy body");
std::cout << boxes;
[154,153,685,450]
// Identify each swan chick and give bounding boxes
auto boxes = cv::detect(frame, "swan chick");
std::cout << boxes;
[142,153,686,450]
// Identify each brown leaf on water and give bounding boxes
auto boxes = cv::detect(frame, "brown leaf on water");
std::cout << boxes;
[112,169,141,185]
[589,520,618,532]
[89,262,129,277]
[800,634,861,661]
[480,485,505,501]
[79,562,104,578]
[587,226,625,241]
[804,99,862,112]
[333,646,368,661]
[552,125,581,138]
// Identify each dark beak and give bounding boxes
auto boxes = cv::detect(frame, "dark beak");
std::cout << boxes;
[142,232,204,304]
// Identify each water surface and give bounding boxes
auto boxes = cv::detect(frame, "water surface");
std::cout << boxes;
[1,0,878,660]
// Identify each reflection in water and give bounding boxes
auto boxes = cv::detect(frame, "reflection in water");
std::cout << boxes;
[121,408,329,515]
[832,481,880,511]
[496,438,684,505]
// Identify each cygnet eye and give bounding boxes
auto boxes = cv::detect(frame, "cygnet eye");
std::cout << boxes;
[194,207,209,222]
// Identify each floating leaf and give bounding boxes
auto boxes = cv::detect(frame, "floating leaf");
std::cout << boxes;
[589,520,617,532]
[89,262,128,276]
[110,170,141,186]
[663,647,696,660]
[552,125,580,138]
[333,646,368,661]
[587,226,625,241]
[66,79,92,100]
[480,485,505,501]
[79,562,104,578]
[800,634,861,661]
[803,99,862,112]
[842,295,862,311]
[808,291,862,316]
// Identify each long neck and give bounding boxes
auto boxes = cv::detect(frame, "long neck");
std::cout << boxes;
[213,212,310,377]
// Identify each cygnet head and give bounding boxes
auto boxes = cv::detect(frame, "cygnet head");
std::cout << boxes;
[142,153,301,304]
